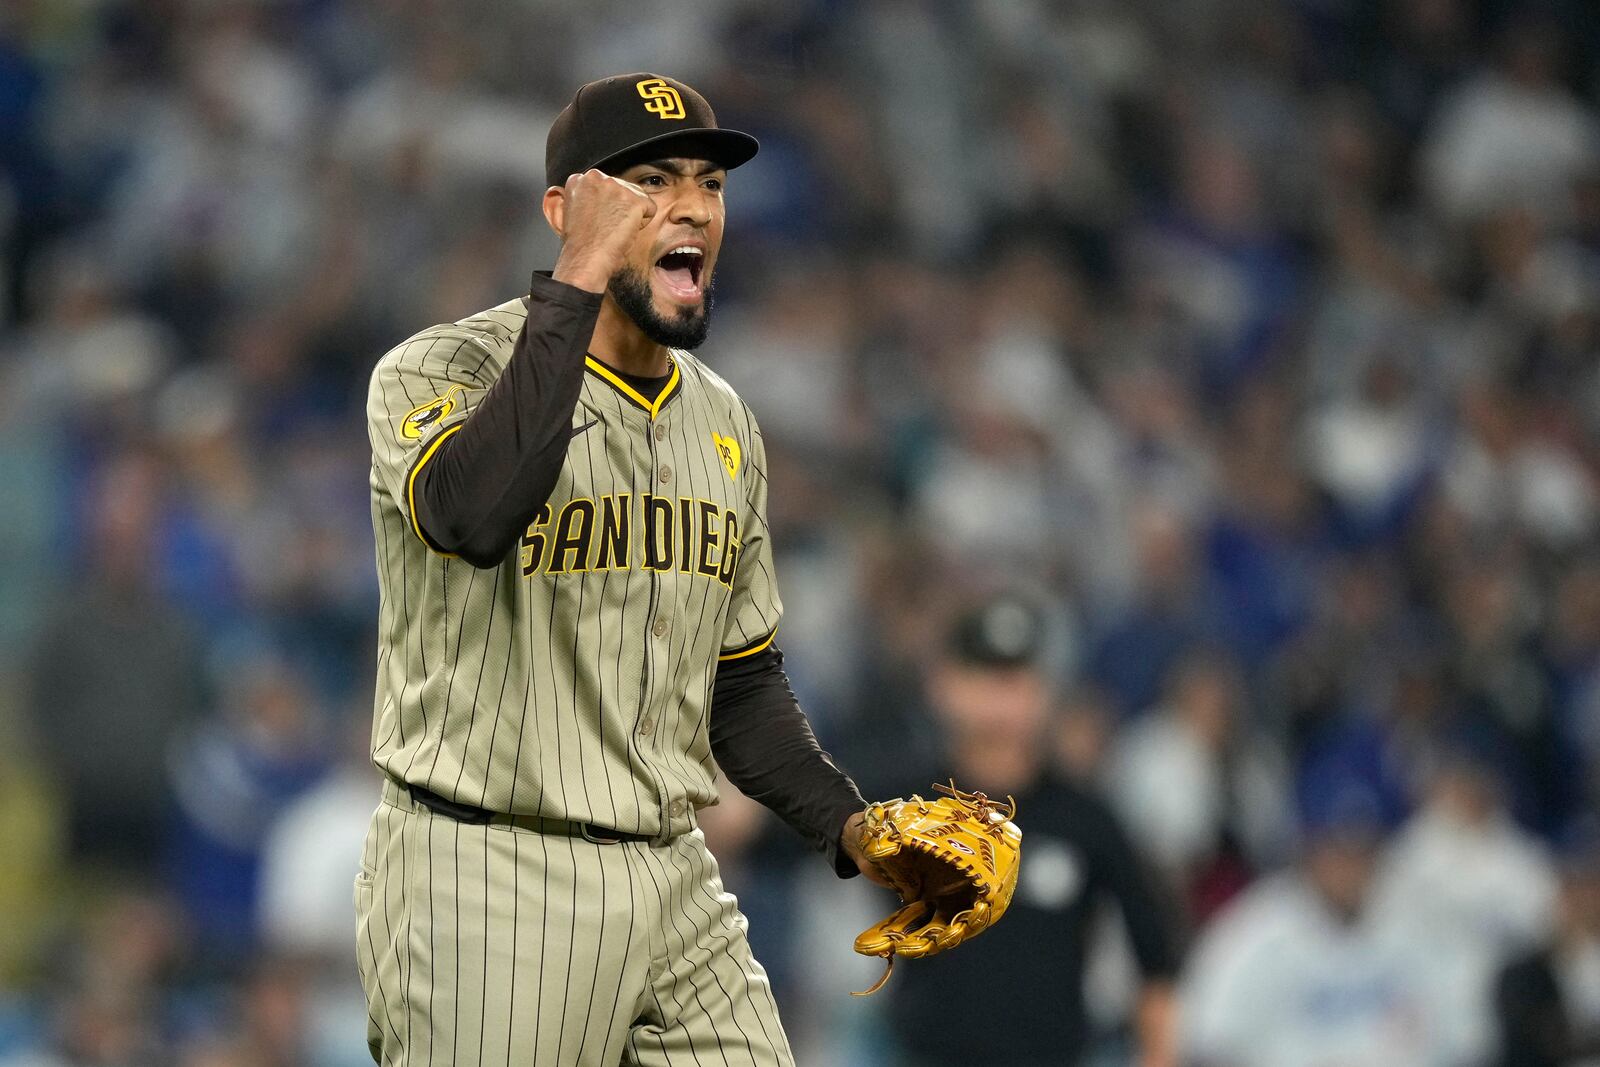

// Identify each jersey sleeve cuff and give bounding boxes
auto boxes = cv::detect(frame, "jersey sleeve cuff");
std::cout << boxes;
[826,793,869,879]
[529,271,606,312]
[718,628,778,662]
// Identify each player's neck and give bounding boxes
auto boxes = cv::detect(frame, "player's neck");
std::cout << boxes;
[589,297,673,378]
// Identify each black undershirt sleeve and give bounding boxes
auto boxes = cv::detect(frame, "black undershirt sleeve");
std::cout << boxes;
[709,645,868,878]
[410,272,602,567]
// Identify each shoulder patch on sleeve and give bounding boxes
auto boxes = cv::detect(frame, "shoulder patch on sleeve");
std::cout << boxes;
[400,384,467,440]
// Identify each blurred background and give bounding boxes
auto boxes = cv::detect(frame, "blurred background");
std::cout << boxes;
[3,0,1600,1064]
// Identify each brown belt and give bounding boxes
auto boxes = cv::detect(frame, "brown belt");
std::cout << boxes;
[382,778,654,844]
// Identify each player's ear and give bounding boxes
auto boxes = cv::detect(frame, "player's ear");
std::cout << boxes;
[542,185,567,239]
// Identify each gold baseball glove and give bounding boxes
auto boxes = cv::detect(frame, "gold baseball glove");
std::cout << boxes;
[850,781,1022,995]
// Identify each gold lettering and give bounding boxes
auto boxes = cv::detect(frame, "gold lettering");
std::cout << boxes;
[547,499,596,573]
[594,494,632,571]
[696,501,721,578]
[643,494,674,571]
[718,511,740,587]
[519,505,553,576]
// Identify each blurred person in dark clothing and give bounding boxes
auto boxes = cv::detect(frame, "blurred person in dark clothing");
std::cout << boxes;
[166,643,329,961]
[24,451,206,877]
[831,540,950,802]
[1292,639,1457,839]
[1496,824,1600,1067]
[1088,500,1223,718]
[1544,559,1600,781]
[1203,383,1325,668]
[1442,550,1572,831]
[1111,650,1290,928]
[1268,552,1411,761]
[1120,127,1302,398]
[885,595,1180,1067]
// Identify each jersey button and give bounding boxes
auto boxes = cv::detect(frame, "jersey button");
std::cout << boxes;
[668,798,687,818]
[654,423,668,441]
[653,616,669,638]
[638,716,654,737]
[658,463,672,484]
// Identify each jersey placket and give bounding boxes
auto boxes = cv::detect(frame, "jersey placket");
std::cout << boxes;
[641,406,678,840]
[596,365,691,844]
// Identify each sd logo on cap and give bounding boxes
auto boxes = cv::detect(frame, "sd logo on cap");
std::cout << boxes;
[636,78,686,120]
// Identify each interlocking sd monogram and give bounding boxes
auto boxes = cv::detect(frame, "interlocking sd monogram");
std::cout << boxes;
[636,78,686,120]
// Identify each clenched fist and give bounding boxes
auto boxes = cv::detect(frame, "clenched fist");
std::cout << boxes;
[548,169,655,294]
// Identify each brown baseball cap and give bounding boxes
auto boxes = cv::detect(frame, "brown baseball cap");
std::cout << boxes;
[544,73,759,189]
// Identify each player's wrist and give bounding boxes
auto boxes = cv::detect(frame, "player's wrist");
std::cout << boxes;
[839,810,866,858]
[841,810,893,887]
[552,256,612,295]
[528,270,605,309]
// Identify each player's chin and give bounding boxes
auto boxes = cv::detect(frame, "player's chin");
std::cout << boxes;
[650,264,709,311]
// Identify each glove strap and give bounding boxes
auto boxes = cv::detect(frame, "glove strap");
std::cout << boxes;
[932,779,1017,822]
[850,954,895,997]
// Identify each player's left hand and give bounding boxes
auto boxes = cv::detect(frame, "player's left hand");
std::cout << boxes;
[841,811,896,888]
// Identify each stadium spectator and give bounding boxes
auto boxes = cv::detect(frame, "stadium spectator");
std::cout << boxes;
[255,713,376,963]
[1110,650,1289,927]
[1421,18,1600,224]
[1495,823,1600,1067]
[24,453,206,879]
[165,644,329,959]
[1373,741,1559,1065]
[1182,781,1443,1067]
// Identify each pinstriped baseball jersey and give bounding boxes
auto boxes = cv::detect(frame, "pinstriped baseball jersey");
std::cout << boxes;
[366,296,780,838]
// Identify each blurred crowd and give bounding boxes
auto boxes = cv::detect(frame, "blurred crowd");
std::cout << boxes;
[3,0,1600,1064]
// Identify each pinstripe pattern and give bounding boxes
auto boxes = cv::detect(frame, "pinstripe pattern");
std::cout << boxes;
[365,298,780,835]
[355,790,794,1065]
[360,298,791,1063]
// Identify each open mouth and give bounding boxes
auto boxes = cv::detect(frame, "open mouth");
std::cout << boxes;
[653,245,705,303]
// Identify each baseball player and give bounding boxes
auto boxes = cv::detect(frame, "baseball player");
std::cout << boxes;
[354,73,887,1066]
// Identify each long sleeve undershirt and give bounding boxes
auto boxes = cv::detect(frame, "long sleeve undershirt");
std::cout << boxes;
[710,645,867,878]
[410,272,602,567]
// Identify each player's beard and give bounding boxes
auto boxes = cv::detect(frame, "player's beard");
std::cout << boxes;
[609,265,712,350]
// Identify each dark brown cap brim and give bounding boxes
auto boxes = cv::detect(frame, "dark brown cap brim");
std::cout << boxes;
[592,127,759,178]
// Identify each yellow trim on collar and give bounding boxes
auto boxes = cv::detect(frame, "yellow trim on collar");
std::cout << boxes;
[584,356,681,420]
[406,423,464,558]
[718,629,777,662]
